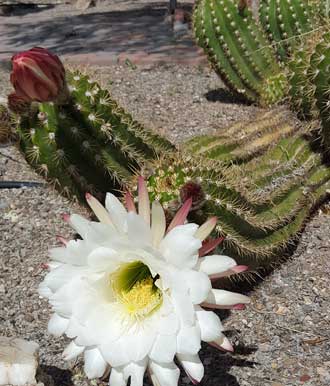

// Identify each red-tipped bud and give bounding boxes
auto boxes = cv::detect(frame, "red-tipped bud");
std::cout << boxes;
[7,92,31,115]
[10,47,65,102]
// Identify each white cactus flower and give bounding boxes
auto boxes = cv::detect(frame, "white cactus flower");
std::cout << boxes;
[39,177,249,386]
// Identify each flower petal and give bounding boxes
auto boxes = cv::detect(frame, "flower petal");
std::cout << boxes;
[149,333,177,363]
[100,339,130,368]
[121,329,156,363]
[177,324,201,355]
[209,334,234,352]
[47,313,69,336]
[86,193,113,225]
[62,341,84,361]
[127,212,152,246]
[109,368,126,386]
[160,224,201,268]
[138,176,150,226]
[123,359,148,386]
[177,354,204,384]
[125,191,136,213]
[84,347,108,379]
[198,237,224,257]
[66,214,91,238]
[196,308,223,342]
[205,289,250,307]
[105,193,128,233]
[197,255,237,276]
[151,201,166,247]
[194,217,217,241]
[167,198,192,233]
[149,361,180,386]
[183,270,211,304]
[87,246,119,271]
[86,303,124,345]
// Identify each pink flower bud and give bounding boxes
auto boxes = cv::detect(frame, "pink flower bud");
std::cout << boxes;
[10,47,65,102]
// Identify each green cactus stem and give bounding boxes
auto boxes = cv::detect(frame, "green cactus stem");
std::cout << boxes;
[259,0,316,61]
[193,0,287,105]
[313,32,330,153]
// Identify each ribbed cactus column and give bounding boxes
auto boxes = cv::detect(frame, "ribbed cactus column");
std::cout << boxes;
[193,0,287,105]
[259,0,316,60]
[16,70,175,199]
[143,139,330,269]
[314,32,330,152]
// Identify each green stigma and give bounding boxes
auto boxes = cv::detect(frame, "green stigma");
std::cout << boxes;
[110,261,163,319]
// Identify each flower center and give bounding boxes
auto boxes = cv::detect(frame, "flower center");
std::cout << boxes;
[110,261,163,319]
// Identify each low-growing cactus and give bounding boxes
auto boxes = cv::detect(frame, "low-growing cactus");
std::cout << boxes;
[193,0,287,105]
[16,71,174,200]
[7,43,330,274]
[6,67,330,273]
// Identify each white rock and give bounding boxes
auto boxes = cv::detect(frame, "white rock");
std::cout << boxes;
[0,337,39,385]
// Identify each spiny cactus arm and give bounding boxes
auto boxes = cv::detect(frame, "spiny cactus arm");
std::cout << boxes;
[259,0,287,60]
[17,104,83,198]
[67,71,174,157]
[55,110,133,187]
[288,47,316,119]
[193,0,258,101]
[183,108,295,162]
[230,0,279,76]
[313,32,330,151]
[210,166,330,268]
[210,0,264,91]
[229,122,296,163]
[290,0,314,33]
[247,137,314,187]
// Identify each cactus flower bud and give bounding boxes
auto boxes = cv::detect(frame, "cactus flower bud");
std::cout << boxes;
[7,92,31,115]
[10,47,66,102]
[180,181,205,210]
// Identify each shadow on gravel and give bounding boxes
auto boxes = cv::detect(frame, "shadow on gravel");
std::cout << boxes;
[0,2,194,57]
[2,4,55,17]
[205,88,252,105]
[38,365,74,386]
[200,346,258,386]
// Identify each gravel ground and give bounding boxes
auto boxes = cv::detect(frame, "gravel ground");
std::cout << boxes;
[0,40,329,386]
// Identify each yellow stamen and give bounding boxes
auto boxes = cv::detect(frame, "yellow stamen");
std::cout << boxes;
[120,277,162,318]
[110,261,163,319]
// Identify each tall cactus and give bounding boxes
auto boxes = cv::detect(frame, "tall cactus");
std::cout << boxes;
[193,0,287,105]
[313,32,330,152]
[259,0,316,61]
